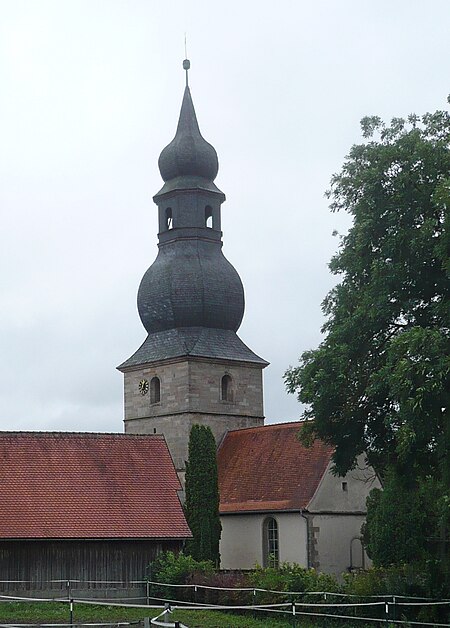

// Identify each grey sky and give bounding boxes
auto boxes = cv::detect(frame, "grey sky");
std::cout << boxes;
[1,0,449,432]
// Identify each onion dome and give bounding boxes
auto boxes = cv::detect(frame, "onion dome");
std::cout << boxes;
[137,240,245,334]
[158,86,219,183]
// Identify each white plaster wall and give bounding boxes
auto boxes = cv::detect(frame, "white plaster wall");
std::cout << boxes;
[306,455,379,576]
[308,455,381,513]
[278,513,308,566]
[311,514,371,576]
[220,513,308,570]
[220,514,263,569]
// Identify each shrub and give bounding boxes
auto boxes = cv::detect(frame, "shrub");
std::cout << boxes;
[186,571,252,606]
[148,551,214,602]
[343,564,450,624]
[249,562,340,603]
[343,564,428,598]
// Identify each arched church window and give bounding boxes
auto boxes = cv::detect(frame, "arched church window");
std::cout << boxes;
[221,374,232,402]
[263,517,279,568]
[165,208,173,230]
[205,205,213,229]
[150,376,161,404]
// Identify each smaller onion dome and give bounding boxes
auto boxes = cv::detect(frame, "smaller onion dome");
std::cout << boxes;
[158,86,219,183]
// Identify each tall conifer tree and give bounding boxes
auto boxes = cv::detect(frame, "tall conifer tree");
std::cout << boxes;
[184,425,221,565]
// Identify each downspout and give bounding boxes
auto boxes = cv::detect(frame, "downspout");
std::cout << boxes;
[300,511,311,569]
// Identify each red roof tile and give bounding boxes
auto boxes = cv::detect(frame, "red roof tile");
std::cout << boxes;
[218,422,333,513]
[0,432,191,540]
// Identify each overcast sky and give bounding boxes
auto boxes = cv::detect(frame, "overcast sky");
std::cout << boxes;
[1,0,449,433]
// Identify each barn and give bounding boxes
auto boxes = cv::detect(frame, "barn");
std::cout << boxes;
[0,432,190,597]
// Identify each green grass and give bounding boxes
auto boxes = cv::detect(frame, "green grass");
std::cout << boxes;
[0,600,369,627]
[0,601,300,627]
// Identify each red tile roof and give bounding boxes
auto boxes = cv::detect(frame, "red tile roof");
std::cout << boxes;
[218,422,333,514]
[0,432,191,540]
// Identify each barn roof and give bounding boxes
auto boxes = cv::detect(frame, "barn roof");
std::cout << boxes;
[0,432,191,540]
[218,422,334,514]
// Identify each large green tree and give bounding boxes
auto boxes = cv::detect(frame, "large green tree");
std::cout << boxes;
[285,107,449,478]
[184,424,222,565]
[284,106,450,567]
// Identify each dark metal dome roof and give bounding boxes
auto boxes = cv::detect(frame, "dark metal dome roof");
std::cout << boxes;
[158,87,219,183]
[137,240,245,334]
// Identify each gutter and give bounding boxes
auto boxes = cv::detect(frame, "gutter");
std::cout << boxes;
[219,508,303,516]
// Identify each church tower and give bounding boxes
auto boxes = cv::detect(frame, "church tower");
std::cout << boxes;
[118,61,268,475]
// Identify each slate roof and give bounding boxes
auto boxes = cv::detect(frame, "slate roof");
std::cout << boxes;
[118,327,268,370]
[136,240,246,336]
[218,422,334,514]
[0,432,191,540]
[156,86,221,196]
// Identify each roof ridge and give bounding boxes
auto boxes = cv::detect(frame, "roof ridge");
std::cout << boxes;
[0,431,165,439]
[226,420,306,435]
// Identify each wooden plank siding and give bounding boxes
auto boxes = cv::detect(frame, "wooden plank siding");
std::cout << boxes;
[0,539,182,597]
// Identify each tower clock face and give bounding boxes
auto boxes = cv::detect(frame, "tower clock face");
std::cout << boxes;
[138,379,149,395]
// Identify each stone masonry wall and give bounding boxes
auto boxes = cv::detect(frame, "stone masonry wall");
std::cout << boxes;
[123,358,265,472]
[126,411,263,472]
[123,359,264,420]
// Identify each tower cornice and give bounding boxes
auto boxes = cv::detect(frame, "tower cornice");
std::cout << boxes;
[153,179,225,203]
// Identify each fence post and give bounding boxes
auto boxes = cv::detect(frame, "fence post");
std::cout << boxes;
[292,600,296,628]
[146,580,150,606]
[66,580,71,600]
[163,603,171,624]
[69,598,74,625]
[385,601,390,626]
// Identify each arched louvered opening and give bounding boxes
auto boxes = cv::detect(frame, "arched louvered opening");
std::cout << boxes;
[205,205,213,228]
[165,208,173,230]
[221,374,233,402]
[150,376,161,404]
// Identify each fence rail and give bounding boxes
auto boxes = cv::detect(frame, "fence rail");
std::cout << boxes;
[0,578,449,601]
[0,579,449,626]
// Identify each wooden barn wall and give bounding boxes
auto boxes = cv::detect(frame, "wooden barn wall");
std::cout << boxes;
[0,539,181,593]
